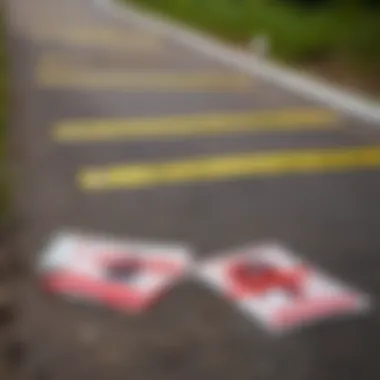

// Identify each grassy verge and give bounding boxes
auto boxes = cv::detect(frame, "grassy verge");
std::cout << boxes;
[124,0,380,94]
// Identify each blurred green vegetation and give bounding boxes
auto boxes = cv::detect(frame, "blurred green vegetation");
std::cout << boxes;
[0,15,8,227]
[125,0,380,74]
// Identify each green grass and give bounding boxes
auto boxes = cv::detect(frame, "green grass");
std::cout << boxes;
[124,0,380,72]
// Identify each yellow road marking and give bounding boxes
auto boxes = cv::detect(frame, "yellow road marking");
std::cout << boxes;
[53,108,338,143]
[37,52,89,68]
[78,146,380,191]
[30,27,161,50]
[37,51,148,68]
[36,67,254,90]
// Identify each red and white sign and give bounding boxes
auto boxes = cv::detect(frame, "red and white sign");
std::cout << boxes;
[38,231,192,313]
[195,243,370,334]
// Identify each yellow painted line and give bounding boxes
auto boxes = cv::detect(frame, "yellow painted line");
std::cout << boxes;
[53,108,338,143]
[37,52,89,69]
[36,67,254,91]
[78,146,380,191]
[30,27,161,50]
[37,51,143,68]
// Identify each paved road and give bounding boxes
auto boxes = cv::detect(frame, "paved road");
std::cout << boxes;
[7,0,380,379]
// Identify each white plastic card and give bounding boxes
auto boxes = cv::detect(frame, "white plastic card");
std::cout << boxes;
[38,231,192,313]
[195,243,371,334]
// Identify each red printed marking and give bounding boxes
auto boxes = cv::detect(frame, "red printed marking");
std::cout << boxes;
[101,255,183,273]
[226,259,309,299]
[41,271,148,311]
[71,243,184,274]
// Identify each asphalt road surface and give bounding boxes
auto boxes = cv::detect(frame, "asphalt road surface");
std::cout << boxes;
[6,0,380,379]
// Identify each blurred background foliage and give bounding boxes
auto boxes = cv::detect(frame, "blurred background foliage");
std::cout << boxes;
[126,0,380,91]
[0,15,9,226]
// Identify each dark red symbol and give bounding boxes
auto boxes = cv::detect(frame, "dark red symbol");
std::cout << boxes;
[227,260,307,298]
[104,257,142,282]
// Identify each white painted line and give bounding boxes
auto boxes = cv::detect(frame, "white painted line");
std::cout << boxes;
[93,0,380,124]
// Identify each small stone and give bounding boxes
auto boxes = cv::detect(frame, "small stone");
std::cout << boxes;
[5,340,25,370]
[79,323,100,345]
[0,289,14,329]
[99,346,121,365]
[33,367,50,380]
[249,34,270,58]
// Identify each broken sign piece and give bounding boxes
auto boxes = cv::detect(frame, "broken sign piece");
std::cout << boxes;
[37,231,192,313]
[195,243,371,334]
